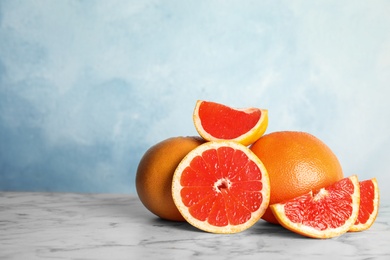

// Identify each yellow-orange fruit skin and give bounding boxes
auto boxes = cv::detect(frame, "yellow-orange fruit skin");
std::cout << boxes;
[136,136,205,221]
[250,131,344,224]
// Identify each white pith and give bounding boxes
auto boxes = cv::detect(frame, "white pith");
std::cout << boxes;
[214,178,232,193]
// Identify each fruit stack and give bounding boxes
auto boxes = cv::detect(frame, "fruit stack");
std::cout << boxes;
[136,100,380,239]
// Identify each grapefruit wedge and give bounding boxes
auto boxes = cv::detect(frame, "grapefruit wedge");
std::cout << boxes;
[172,141,270,234]
[271,175,360,239]
[349,178,379,232]
[193,100,268,146]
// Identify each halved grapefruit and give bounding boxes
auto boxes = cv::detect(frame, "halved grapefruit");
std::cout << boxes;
[193,100,268,146]
[270,175,360,239]
[349,178,379,232]
[171,141,270,233]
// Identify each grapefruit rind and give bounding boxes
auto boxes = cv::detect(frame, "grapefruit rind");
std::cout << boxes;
[193,100,268,146]
[172,141,270,234]
[270,175,360,239]
[349,178,380,232]
[135,136,205,221]
[249,131,345,225]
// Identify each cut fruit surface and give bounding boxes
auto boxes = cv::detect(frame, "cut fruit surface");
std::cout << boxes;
[172,141,270,234]
[349,178,379,232]
[193,100,268,146]
[271,175,360,239]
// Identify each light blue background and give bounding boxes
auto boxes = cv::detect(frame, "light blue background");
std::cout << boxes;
[0,1,389,201]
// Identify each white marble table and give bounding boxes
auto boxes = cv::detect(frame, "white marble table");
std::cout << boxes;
[1,192,389,259]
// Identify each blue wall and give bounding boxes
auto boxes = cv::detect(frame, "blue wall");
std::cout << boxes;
[1,1,389,200]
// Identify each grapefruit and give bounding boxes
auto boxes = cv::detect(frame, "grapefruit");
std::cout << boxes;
[172,141,270,233]
[349,178,380,232]
[136,136,205,221]
[271,175,360,239]
[193,100,268,146]
[250,131,344,224]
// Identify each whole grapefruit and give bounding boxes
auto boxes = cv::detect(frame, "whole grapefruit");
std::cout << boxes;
[250,131,344,224]
[136,136,205,221]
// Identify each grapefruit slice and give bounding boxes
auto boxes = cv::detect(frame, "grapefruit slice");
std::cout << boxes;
[172,141,270,233]
[349,178,379,232]
[193,100,268,146]
[270,175,360,239]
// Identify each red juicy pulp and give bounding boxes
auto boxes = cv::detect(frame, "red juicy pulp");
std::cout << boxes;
[180,146,264,226]
[282,177,355,231]
[355,180,375,225]
[199,101,261,139]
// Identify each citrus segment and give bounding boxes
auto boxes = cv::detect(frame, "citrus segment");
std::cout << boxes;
[250,131,344,224]
[271,175,360,239]
[172,141,270,233]
[349,178,380,232]
[193,100,268,146]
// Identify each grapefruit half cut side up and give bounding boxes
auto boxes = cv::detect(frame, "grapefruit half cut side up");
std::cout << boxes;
[271,175,360,239]
[172,141,270,234]
[349,178,379,232]
[193,100,268,146]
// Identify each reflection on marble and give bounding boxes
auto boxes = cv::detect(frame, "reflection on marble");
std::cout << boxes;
[0,192,389,259]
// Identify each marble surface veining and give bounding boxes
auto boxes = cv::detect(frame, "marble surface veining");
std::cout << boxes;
[0,192,389,259]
